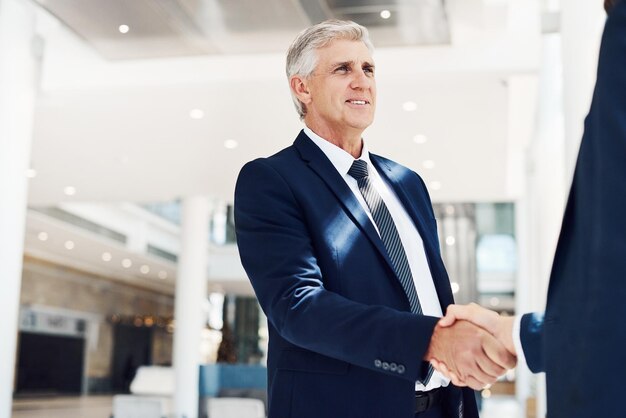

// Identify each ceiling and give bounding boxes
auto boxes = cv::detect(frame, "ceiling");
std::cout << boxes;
[27,0,542,207]
[33,0,450,59]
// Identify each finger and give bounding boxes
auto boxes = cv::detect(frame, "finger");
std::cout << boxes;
[482,333,517,370]
[464,375,490,391]
[465,358,499,386]
[475,349,506,379]
[440,304,481,327]
[439,304,468,327]
[437,313,457,327]
[431,359,451,378]
[449,372,467,387]
[447,304,500,334]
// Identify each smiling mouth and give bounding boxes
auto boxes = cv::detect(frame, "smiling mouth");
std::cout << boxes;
[346,100,370,105]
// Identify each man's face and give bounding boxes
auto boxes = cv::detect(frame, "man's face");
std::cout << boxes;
[302,39,376,137]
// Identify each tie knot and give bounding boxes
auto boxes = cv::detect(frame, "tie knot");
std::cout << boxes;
[348,159,369,180]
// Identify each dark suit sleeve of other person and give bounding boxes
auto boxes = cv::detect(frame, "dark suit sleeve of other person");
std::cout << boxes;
[234,155,440,384]
[519,0,626,379]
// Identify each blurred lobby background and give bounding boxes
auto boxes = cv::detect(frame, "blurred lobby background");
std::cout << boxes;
[0,0,607,417]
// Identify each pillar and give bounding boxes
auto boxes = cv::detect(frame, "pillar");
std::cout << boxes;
[0,0,37,416]
[173,196,210,418]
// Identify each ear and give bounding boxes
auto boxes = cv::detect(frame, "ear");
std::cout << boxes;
[289,75,312,105]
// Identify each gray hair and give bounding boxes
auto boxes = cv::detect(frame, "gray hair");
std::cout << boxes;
[286,20,374,120]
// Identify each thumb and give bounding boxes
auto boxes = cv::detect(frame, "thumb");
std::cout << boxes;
[438,305,462,327]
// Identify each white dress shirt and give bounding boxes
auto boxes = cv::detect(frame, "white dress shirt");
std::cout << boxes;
[304,127,449,391]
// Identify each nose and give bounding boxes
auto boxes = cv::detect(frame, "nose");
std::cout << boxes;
[349,68,372,90]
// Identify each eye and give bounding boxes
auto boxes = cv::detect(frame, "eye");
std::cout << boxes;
[363,66,375,75]
[335,65,350,73]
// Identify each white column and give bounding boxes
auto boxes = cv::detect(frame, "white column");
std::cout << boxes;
[560,0,605,180]
[173,196,210,418]
[0,0,37,417]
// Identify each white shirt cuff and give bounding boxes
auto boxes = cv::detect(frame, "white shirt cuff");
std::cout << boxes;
[512,314,527,367]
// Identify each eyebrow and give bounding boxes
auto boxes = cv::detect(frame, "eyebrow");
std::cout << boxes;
[328,60,376,70]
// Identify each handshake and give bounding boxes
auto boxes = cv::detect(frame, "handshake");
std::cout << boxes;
[424,303,517,390]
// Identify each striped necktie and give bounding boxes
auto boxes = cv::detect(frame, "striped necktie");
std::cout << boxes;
[348,159,434,385]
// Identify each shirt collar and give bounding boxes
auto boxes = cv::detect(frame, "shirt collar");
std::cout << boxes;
[303,126,373,176]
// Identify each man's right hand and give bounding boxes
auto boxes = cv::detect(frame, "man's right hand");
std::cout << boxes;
[424,319,517,390]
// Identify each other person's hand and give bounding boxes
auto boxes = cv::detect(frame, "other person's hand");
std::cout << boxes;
[424,319,516,390]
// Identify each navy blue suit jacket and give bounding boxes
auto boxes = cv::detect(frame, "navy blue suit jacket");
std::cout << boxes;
[235,131,478,418]
[520,4,626,417]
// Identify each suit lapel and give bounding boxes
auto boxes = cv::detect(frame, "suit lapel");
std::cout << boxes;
[293,132,397,277]
[370,155,455,308]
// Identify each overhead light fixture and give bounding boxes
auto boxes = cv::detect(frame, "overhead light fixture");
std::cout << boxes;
[64,240,75,250]
[122,258,132,268]
[380,10,391,19]
[429,181,442,191]
[402,101,417,112]
[413,134,428,144]
[490,297,500,307]
[64,186,76,196]
[445,236,456,246]
[102,252,112,262]
[26,169,37,178]
[37,232,48,241]
[140,265,150,274]
[118,24,130,34]
[423,160,435,169]
[189,109,204,119]
[158,271,168,280]
[224,140,238,149]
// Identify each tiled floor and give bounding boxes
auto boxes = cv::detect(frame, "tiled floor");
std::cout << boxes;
[11,394,522,418]
[12,396,113,418]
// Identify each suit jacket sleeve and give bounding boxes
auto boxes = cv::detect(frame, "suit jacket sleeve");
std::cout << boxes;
[520,312,546,373]
[234,158,439,382]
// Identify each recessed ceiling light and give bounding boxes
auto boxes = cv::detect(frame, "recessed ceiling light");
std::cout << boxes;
[122,258,132,268]
[451,282,460,294]
[402,101,417,112]
[380,10,391,19]
[158,271,168,280]
[64,186,76,196]
[140,265,150,274]
[490,297,500,307]
[26,169,37,178]
[37,232,48,241]
[64,240,75,250]
[423,160,435,169]
[445,236,456,246]
[118,24,130,34]
[102,252,112,262]
[189,109,204,119]
[429,181,442,190]
[413,134,428,144]
[224,139,238,149]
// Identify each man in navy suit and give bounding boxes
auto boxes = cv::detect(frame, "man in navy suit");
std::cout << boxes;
[234,20,515,418]
[434,1,626,417]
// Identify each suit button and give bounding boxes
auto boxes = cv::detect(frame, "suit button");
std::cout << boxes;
[374,359,382,368]
[397,365,406,374]
[382,362,390,370]
[389,363,397,372]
